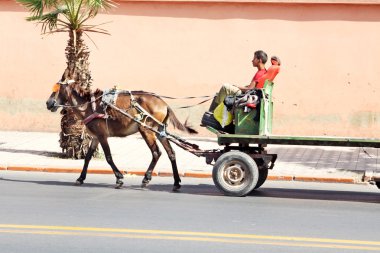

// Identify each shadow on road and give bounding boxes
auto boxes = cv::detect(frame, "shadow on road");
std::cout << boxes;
[0,177,112,188]
[250,187,380,204]
[1,176,378,203]
[0,147,63,158]
[126,183,380,204]
[130,183,380,204]
[129,183,223,196]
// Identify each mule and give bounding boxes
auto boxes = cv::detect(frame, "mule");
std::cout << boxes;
[46,80,197,190]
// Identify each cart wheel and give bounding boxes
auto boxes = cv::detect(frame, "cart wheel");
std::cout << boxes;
[254,168,269,190]
[212,151,258,197]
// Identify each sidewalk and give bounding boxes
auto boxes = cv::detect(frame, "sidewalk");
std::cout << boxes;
[0,131,379,184]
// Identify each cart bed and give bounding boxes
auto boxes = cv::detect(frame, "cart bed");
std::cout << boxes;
[218,134,380,148]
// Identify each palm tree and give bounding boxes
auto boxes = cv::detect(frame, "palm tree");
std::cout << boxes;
[18,0,115,158]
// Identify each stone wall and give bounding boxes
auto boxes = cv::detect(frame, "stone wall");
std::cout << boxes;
[1,0,380,137]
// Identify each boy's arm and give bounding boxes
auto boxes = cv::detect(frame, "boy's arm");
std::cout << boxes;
[235,80,256,92]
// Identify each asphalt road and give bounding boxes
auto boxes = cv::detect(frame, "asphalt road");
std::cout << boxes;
[0,171,379,253]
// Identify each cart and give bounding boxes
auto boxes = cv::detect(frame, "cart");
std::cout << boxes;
[107,82,380,197]
[192,81,380,197]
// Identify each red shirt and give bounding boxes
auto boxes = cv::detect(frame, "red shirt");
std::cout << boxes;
[252,69,267,88]
[256,65,281,89]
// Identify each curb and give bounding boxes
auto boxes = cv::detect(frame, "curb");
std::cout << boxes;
[2,165,358,184]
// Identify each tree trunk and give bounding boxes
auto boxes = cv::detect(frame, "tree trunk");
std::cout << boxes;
[60,108,92,159]
[59,29,96,159]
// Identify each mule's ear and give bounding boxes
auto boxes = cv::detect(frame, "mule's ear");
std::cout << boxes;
[52,83,60,93]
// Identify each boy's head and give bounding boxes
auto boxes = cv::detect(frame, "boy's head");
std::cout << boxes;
[252,50,268,67]
[253,50,268,65]
[271,56,281,66]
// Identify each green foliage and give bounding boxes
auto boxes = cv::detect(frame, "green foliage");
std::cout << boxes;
[17,0,44,17]
[17,0,116,33]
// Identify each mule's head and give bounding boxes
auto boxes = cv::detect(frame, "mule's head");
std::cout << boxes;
[46,81,72,112]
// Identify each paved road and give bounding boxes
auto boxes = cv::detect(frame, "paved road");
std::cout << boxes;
[0,171,379,253]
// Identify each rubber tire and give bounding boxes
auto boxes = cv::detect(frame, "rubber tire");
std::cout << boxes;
[212,151,258,197]
[254,168,268,190]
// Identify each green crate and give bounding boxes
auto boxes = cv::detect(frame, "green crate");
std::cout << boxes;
[235,107,260,135]
[234,80,274,136]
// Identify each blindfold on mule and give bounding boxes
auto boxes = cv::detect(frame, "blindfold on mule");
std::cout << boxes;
[52,83,60,93]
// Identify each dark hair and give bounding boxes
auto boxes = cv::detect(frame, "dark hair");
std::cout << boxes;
[254,50,268,64]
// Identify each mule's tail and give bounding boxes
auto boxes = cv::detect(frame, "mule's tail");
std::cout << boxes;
[167,107,198,134]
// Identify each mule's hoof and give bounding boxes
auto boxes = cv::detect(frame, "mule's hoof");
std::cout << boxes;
[172,184,181,192]
[75,180,83,186]
[141,179,150,188]
[115,180,124,189]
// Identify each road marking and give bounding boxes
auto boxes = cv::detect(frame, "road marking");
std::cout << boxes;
[0,224,379,251]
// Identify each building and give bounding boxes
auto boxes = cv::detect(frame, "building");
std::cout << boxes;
[1,0,379,137]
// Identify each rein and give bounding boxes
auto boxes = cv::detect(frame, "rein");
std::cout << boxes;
[115,91,213,109]
[54,85,211,110]
[174,97,212,109]
[155,93,213,109]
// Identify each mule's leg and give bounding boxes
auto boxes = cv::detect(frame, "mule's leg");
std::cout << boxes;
[158,137,181,191]
[139,129,161,188]
[98,136,124,189]
[76,138,99,185]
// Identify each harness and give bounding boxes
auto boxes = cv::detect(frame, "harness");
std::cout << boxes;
[83,112,107,125]
[53,83,168,136]
[99,88,169,138]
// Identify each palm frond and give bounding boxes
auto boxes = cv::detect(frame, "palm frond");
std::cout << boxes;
[33,7,69,33]
[41,13,60,32]
[63,0,75,23]
[43,28,71,34]
[42,0,60,9]
[83,31,99,49]
[19,0,116,31]
[17,0,44,17]
[86,0,116,16]
[82,27,110,35]
[81,22,112,32]
[73,0,84,28]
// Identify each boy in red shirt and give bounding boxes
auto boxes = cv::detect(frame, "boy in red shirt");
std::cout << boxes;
[255,55,281,89]
[213,50,268,107]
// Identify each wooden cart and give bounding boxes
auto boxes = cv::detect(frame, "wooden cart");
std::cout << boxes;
[193,81,380,196]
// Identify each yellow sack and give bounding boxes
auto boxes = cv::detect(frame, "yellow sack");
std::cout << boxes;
[213,103,233,127]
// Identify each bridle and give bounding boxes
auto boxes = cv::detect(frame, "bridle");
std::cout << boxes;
[52,80,98,109]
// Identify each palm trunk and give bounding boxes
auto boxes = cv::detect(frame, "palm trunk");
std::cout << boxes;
[60,108,92,159]
[59,29,96,159]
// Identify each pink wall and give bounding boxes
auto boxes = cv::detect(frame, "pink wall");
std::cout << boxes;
[1,0,380,137]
